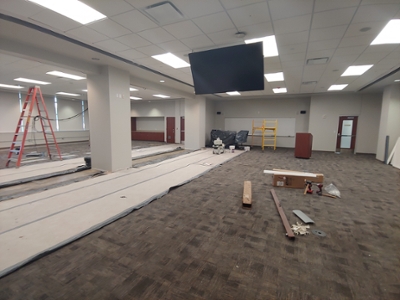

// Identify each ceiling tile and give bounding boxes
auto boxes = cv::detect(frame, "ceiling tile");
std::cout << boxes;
[344,21,387,38]
[219,0,265,10]
[172,0,224,19]
[29,10,81,32]
[353,4,400,23]
[0,53,21,65]
[279,43,308,55]
[112,9,158,33]
[89,19,132,38]
[158,40,190,52]
[282,60,306,68]
[269,0,314,20]
[66,26,108,44]
[238,22,274,40]
[181,35,215,51]
[312,7,357,29]
[302,65,327,81]
[314,0,361,12]
[163,21,203,39]
[334,45,368,56]
[0,0,43,18]
[361,0,400,4]
[94,39,131,52]
[306,49,336,60]
[280,52,306,62]
[138,27,176,44]
[115,33,152,48]
[309,25,348,42]
[276,31,309,47]
[354,51,389,64]
[338,35,376,48]
[308,39,341,52]
[136,44,165,56]
[207,29,242,46]
[117,49,147,60]
[193,12,235,34]
[273,14,312,34]
[83,0,135,17]
[228,2,270,28]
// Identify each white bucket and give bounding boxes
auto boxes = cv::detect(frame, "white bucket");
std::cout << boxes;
[229,145,235,153]
[244,146,250,151]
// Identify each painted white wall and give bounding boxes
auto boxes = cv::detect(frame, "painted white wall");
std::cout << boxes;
[309,93,382,153]
[0,91,20,132]
[136,117,164,131]
[213,97,310,147]
[57,98,84,131]
[376,84,400,161]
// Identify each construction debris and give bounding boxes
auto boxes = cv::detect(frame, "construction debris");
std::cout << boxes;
[291,222,310,235]
[270,189,295,239]
[242,181,252,209]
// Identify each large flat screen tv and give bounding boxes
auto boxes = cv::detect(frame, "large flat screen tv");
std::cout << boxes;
[188,42,264,95]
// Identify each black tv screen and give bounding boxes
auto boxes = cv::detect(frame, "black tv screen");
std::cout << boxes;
[188,42,264,95]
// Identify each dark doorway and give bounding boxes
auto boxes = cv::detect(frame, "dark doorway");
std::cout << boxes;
[180,116,185,142]
[166,117,175,143]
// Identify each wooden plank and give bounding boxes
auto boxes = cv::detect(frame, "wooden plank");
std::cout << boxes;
[242,181,252,208]
[270,189,295,239]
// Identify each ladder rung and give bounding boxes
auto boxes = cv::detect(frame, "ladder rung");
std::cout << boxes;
[9,150,20,154]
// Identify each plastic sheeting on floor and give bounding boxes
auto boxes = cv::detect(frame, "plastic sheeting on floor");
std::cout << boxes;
[0,148,243,278]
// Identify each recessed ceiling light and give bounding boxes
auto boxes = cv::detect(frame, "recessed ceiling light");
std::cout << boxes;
[160,80,165,83]
[14,77,51,85]
[395,79,400,82]
[130,87,138,91]
[46,71,85,80]
[328,84,348,91]
[245,35,278,57]
[341,65,373,76]
[130,96,142,100]
[27,0,107,24]
[235,31,246,39]
[264,72,284,82]
[152,53,190,68]
[273,87,287,93]
[226,91,241,96]
[0,83,24,89]
[82,89,88,92]
[56,92,81,96]
[371,19,400,45]
[153,94,170,98]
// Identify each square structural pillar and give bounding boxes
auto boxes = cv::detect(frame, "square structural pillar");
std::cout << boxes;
[87,66,132,172]
[184,96,206,150]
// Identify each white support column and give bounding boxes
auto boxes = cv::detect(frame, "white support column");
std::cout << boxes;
[87,66,132,172]
[376,84,400,161]
[184,96,206,150]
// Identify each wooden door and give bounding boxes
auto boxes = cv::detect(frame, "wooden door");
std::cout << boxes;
[180,116,185,142]
[166,117,175,143]
[336,116,358,150]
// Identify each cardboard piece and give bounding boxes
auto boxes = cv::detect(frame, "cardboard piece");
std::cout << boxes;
[272,169,324,188]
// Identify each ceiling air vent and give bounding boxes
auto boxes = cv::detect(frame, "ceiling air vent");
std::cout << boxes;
[306,57,329,65]
[302,81,318,85]
[143,1,184,25]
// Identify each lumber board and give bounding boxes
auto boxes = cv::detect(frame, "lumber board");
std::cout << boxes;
[270,189,295,239]
[242,181,252,208]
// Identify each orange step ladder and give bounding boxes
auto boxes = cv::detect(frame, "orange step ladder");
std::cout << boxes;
[6,86,62,168]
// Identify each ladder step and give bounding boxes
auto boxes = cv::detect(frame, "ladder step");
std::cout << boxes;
[9,150,20,154]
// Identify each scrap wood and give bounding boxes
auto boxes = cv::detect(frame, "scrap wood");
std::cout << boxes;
[242,181,252,208]
[270,189,295,239]
[291,222,310,235]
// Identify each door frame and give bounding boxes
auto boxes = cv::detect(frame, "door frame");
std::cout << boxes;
[336,116,358,152]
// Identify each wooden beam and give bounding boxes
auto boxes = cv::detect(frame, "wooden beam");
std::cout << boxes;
[242,181,252,208]
[270,189,295,239]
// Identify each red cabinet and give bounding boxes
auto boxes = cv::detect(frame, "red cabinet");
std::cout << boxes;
[295,133,313,158]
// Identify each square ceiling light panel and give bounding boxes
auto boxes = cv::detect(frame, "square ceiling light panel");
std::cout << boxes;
[14,78,51,85]
[273,87,287,93]
[152,53,190,68]
[245,35,278,57]
[46,71,85,80]
[328,84,348,91]
[143,1,184,25]
[28,0,106,24]
[371,19,400,45]
[341,65,373,76]
[265,72,284,82]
